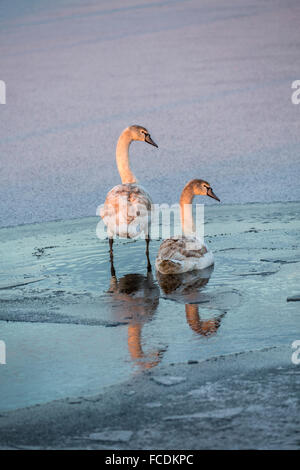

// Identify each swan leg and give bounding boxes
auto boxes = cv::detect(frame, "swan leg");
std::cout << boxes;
[145,237,151,272]
[109,238,116,277]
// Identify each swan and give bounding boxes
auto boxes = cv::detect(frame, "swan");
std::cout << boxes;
[100,125,158,268]
[155,179,220,274]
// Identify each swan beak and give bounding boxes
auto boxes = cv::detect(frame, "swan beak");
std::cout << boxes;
[207,187,220,202]
[145,134,158,148]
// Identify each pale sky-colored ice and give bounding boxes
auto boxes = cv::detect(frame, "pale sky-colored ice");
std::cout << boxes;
[0,0,300,227]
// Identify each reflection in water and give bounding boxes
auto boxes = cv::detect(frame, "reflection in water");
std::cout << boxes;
[185,304,225,337]
[108,260,165,370]
[156,266,214,303]
[157,265,226,337]
[156,266,214,297]
[107,260,226,373]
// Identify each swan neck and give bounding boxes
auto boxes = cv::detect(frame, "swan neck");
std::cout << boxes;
[185,304,201,334]
[116,129,136,184]
[179,184,195,236]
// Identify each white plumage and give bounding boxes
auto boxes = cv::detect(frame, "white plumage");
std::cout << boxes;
[100,183,153,239]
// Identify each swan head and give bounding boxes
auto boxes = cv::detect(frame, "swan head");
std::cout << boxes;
[128,125,158,148]
[192,179,220,201]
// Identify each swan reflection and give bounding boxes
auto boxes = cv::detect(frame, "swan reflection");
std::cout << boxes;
[156,265,214,300]
[185,304,225,337]
[157,265,225,337]
[107,261,165,370]
[107,261,226,372]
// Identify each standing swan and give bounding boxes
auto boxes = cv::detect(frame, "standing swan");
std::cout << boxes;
[100,125,158,268]
[155,179,220,274]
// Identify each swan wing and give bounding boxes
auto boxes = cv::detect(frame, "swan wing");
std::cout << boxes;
[156,237,214,274]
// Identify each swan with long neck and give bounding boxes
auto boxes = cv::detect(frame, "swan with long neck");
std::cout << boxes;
[155,179,220,274]
[100,125,158,268]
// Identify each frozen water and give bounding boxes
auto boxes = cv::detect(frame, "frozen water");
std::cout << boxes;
[163,407,243,420]
[86,430,133,443]
[152,376,186,386]
[0,0,300,414]
[0,0,300,227]
[0,202,299,411]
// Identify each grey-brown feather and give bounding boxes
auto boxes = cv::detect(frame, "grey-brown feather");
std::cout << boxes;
[157,238,207,260]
